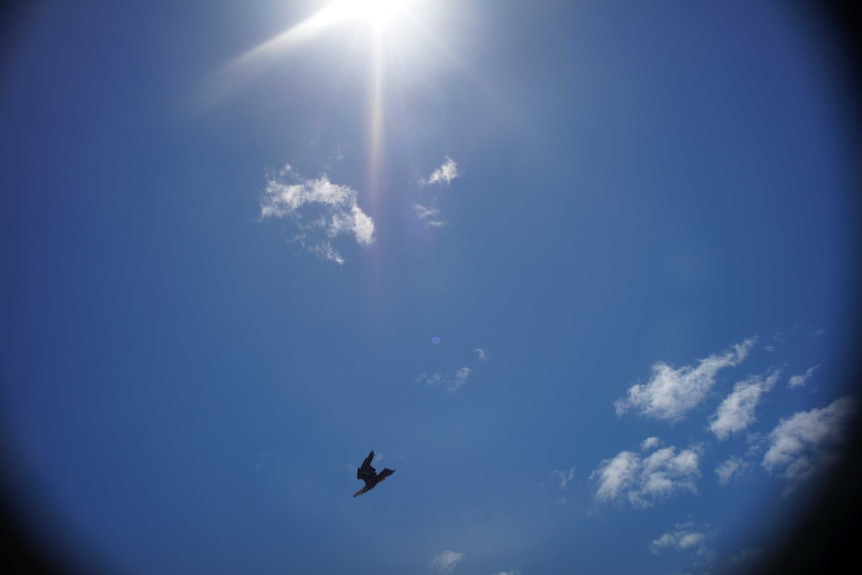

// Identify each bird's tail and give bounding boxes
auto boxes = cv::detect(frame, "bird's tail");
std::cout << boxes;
[379,468,395,480]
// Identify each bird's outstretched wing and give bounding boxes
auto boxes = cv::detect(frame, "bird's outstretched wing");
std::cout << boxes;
[378,468,395,481]
[357,450,376,480]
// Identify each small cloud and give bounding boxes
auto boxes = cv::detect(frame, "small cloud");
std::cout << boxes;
[415,157,460,230]
[321,150,345,171]
[417,367,471,393]
[641,437,660,450]
[259,164,375,264]
[474,348,489,361]
[592,451,639,503]
[417,372,445,387]
[650,524,708,554]
[421,156,459,186]
[715,457,748,486]
[496,571,522,575]
[414,202,446,228]
[615,339,756,421]
[430,550,464,573]
[591,445,701,508]
[709,370,780,440]
[762,397,857,493]
[788,364,819,389]
[550,468,575,489]
[453,368,471,391]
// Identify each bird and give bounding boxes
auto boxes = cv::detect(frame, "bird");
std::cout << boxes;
[354,450,395,497]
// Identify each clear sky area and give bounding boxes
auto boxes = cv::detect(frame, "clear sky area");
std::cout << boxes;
[1,1,860,574]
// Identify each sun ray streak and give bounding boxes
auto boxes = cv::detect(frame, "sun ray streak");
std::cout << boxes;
[395,9,526,135]
[400,10,468,76]
[364,30,387,289]
[201,7,344,108]
[367,32,385,209]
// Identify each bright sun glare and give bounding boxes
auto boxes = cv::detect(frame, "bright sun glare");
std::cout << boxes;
[328,0,411,29]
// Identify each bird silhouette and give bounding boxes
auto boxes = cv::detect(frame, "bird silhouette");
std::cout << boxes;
[354,450,395,497]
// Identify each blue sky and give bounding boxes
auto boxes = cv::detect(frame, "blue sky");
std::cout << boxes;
[0,1,859,574]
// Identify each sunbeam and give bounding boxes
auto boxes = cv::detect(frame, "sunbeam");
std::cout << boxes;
[201,7,345,108]
[328,0,412,29]
[200,1,420,110]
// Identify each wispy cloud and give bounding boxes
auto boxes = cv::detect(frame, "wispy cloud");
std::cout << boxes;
[430,550,464,573]
[641,437,660,450]
[453,368,470,391]
[495,570,522,575]
[709,370,780,440]
[591,445,701,508]
[415,157,460,229]
[474,348,489,361]
[615,339,756,421]
[259,164,375,264]
[650,524,708,554]
[715,457,748,485]
[414,202,446,228]
[762,397,857,492]
[421,156,459,186]
[592,451,639,503]
[417,367,471,393]
[550,468,575,489]
[788,364,819,389]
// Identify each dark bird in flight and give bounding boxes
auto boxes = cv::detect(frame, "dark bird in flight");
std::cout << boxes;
[354,450,395,497]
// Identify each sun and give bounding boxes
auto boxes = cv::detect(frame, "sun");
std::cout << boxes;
[327,0,412,29]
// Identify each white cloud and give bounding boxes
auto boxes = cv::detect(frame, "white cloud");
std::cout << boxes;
[641,436,660,450]
[650,525,707,554]
[495,571,521,575]
[414,203,446,228]
[259,164,375,264]
[417,367,471,393]
[762,397,857,491]
[788,364,819,389]
[474,348,489,361]
[550,468,575,488]
[422,156,459,185]
[709,370,780,440]
[414,157,459,230]
[592,451,639,503]
[615,339,756,421]
[592,445,701,508]
[430,550,464,573]
[715,457,748,485]
[453,368,471,391]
